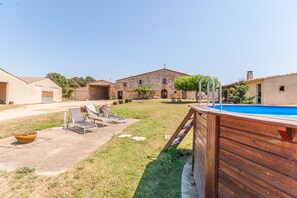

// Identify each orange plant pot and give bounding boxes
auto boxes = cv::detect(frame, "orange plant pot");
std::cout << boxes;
[15,132,37,144]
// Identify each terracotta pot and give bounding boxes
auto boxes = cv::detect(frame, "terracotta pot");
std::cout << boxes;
[15,132,37,144]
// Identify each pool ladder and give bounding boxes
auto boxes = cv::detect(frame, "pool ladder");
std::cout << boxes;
[198,76,222,110]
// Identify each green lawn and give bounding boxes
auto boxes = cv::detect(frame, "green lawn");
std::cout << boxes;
[0,101,195,198]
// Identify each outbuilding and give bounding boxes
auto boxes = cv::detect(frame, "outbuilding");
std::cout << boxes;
[0,68,62,104]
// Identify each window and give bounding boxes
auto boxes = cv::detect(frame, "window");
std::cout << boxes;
[123,82,127,87]
[139,80,143,84]
[279,86,285,92]
[162,78,167,84]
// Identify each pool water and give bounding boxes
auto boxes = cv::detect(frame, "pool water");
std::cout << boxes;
[212,105,297,120]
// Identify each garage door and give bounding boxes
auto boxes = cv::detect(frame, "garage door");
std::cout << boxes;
[42,91,54,102]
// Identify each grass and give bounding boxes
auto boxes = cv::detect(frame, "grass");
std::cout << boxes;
[0,101,195,197]
[0,112,65,139]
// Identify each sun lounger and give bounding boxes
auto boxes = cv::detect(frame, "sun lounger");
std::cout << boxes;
[85,105,115,126]
[100,105,126,122]
[67,108,97,134]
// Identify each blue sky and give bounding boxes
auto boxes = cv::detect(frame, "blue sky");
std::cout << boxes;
[0,0,297,84]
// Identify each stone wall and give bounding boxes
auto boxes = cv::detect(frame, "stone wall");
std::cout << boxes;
[116,69,196,99]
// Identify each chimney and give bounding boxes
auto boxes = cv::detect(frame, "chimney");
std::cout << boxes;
[247,71,253,80]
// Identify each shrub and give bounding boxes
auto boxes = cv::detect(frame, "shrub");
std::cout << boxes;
[118,100,124,104]
[16,167,35,174]
[113,101,118,105]
[129,99,132,102]
[125,99,129,103]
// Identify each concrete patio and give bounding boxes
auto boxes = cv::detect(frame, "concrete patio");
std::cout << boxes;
[0,119,138,176]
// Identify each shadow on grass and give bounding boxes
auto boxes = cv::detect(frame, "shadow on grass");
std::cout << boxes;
[133,148,192,198]
[161,101,197,105]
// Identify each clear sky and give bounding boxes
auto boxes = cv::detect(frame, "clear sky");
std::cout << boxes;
[0,0,297,84]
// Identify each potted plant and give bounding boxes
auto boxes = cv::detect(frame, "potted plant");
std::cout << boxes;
[15,132,37,144]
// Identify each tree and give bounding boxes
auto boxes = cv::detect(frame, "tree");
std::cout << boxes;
[85,76,96,83]
[68,76,96,88]
[133,85,153,99]
[229,80,255,104]
[174,74,219,102]
[46,73,73,98]
[46,73,69,88]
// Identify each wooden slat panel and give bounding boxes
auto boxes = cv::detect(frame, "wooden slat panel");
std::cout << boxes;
[220,116,283,140]
[220,160,293,198]
[194,136,206,161]
[220,126,297,161]
[193,111,206,198]
[218,182,241,198]
[220,149,297,196]
[205,114,219,198]
[198,114,208,126]
[193,157,205,198]
[220,137,297,179]
[196,123,206,146]
[198,113,208,121]
[219,170,261,197]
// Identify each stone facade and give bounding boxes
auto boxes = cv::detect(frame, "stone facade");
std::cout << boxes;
[116,68,196,100]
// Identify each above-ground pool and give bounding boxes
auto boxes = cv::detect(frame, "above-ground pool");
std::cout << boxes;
[212,105,297,119]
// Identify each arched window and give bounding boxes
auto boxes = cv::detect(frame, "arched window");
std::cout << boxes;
[162,78,167,84]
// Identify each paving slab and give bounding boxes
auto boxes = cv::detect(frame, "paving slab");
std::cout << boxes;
[0,119,138,176]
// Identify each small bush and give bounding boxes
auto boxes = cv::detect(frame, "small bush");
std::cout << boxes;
[128,99,132,102]
[125,99,129,103]
[118,100,124,104]
[16,167,35,174]
[113,101,118,105]
[9,101,14,105]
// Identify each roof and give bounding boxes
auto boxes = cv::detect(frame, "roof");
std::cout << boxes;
[18,77,47,84]
[116,68,190,81]
[223,72,297,88]
[89,80,115,86]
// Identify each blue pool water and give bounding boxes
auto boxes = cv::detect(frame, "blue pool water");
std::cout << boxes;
[212,105,297,120]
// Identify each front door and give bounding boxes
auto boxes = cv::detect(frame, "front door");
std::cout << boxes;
[257,84,262,104]
[118,91,123,99]
[0,82,7,104]
[161,89,168,99]
[182,91,187,99]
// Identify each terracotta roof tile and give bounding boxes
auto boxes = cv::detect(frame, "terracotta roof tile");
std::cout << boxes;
[18,77,47,84]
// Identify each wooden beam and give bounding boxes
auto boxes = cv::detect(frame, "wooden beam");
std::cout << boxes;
[205,114,219,198]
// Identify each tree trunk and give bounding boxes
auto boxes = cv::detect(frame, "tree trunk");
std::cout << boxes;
[195,90,199,103]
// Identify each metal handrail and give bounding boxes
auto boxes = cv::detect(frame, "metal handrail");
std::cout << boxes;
[199,76,222,110]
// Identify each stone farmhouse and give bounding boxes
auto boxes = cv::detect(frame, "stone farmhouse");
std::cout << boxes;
[0,68,62,104]
[116,68,195,99]
[223,71,297,105]
[71,68,196,100]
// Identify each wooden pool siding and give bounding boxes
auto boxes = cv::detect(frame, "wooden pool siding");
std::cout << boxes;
[191,105,297,198]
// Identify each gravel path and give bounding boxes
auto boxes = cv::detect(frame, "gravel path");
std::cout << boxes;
[0,100,114,121]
